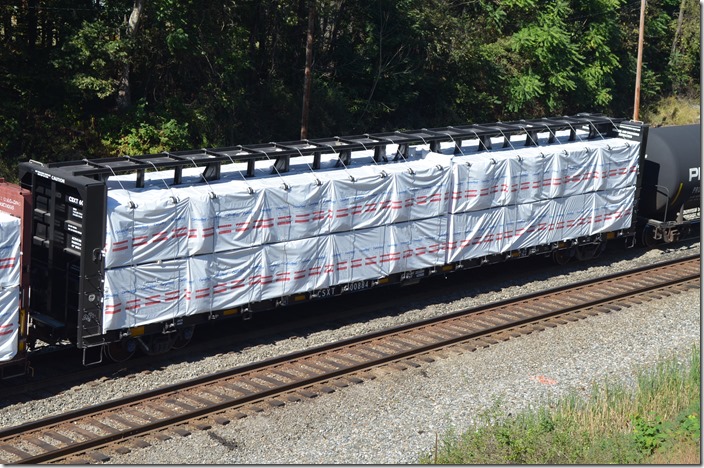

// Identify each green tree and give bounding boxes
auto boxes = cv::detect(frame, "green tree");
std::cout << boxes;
[667,0,700,96]
[0,0,698,180]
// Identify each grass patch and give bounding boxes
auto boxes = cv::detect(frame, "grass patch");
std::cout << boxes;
[642,95,700,126]
[420,346,700,464]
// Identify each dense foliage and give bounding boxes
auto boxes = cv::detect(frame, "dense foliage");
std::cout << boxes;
[0,0,699,179]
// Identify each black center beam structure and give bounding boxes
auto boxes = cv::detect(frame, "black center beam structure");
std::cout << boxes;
[40,113,625,188]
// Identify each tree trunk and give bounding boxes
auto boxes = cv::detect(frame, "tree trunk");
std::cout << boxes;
[300,0,315,139]
[26,0,38,49]
[2,8,12,43]
[669,0,686,61]
[116,0,144,111]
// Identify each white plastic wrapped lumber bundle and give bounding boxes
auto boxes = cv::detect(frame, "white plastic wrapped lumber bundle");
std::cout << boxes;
[510,199,555,251]
[446,206,513,262]
[444,151,519,212]
[102,258,188,331]
[0,211,21,362]
[541,139,639,197]
[593,139,639,191]
[104,154,451,269]
[0,288,20,362]
[0,212,21,288]
[590,186,636,234]
[101,215,449,333]
[428,137,639,215]
[185,173,330,258]
[328,215,448,285]
[446,186,636,264]
[105,189,190,269]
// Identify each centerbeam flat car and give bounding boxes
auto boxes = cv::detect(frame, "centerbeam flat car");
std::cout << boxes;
[0,113,698,375]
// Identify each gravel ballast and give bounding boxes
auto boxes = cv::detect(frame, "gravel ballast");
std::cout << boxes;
[0,242,700,464]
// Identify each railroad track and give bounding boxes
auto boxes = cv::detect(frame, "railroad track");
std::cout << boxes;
[0,255,699,464]
[0,243,691,401]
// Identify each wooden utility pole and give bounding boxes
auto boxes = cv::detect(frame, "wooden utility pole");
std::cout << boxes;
[633,0,646,121]
[300,1,315,140]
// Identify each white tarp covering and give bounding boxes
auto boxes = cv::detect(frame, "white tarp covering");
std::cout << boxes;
[510,199,554,250]
[590,186,636,234]
[447,187,636,263]
[0,212,21,362]
[330,216,448,284]
[0,212,21,288]
[101,136,640,333]
[105,191,190,268]
[447,206,512,262]
[596,141,639,191]
[104,157,451,268]
[549,193,592,244]
[433,138,639,215]
[0,288,20,362]
[259,236,332,302]
[192,246,265,315]
[103,258,188,331]
[543,147,599,199]
[445,152,517,213]
[376,158,450,222]
[102,216,449,332]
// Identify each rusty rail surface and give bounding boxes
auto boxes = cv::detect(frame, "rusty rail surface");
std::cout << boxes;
[0,255,699,464]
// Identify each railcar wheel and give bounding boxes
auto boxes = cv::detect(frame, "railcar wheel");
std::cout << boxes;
[641,225,659,248]
[575,242,605,261]
[138,334,177,356]
[171,325,196,350]
[552,248,574,265]
[104,338,137,362]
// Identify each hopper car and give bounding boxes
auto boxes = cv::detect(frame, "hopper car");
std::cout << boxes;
[0,113,699,377]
